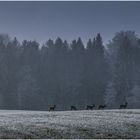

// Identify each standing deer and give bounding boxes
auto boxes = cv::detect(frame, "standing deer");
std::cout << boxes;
[119,102,128,109]
[98,105,106,109]
[71,106,77,110]
[49,105,56,111]
[86,104,95,110]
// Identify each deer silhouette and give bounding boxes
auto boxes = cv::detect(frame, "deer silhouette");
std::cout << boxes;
[119,102,128,109]
[71,106,77,110]
[98,105,106,109]
[49,105,56,111]
[86,104,95,110]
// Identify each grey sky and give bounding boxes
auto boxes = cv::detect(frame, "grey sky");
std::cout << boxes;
[0,1,140,45]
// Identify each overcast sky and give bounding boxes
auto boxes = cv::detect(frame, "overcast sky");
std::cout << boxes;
[0,1,140,45]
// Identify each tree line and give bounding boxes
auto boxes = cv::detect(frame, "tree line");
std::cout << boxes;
[0,30,140,110]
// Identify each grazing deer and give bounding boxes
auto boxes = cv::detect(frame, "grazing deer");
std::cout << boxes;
[119,102,128,109]
[86,104,95,110]
[49,105,56,111]
[71,106,77,110]
[98,105,106,109]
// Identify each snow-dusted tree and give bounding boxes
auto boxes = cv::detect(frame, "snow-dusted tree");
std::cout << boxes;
[104,82,117,108]
[107,31,139,107]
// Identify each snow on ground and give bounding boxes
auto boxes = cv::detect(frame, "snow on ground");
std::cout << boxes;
[0,109,139,138]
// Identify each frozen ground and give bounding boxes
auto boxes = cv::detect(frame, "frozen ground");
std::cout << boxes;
[0,109,139,138]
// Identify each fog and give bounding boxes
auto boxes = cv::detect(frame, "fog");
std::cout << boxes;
[0,31,139,110]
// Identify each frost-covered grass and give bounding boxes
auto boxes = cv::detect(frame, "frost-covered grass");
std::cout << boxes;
[0,109,139,138]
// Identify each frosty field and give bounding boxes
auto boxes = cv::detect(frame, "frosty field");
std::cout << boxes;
[0,109,139,139]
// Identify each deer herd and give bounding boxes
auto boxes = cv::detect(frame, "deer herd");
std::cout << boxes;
[49,102,128,111]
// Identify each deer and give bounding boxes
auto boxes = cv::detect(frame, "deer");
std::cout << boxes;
[119,102,128,109]
[49,105,56,111]
[86,104,95,110]
[71,105,77,110]
[98,105,106,109]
